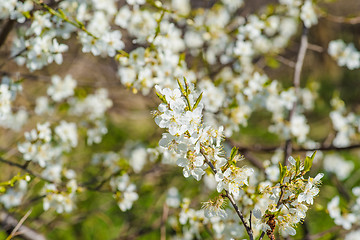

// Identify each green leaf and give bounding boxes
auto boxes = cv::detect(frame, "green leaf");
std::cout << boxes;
[177,79,186,96]
[296,157,301,175]
[304,151,317,174]
[230,147,238,161]
[279,163,286,184]
[183,77,190,95]
[193,92,203,110]
[265,56,280,69]
[23,11,31,19]
[155,91,167,104]
[58,9,66,18]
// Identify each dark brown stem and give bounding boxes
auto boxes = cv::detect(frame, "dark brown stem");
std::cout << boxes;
[0,157,53,183]
[259,231,266,240]
[199,148,254,240]
[0,19,15,47]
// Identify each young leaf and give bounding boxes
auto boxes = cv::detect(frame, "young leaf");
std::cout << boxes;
[296,157,301,175]
[193,92,203,110]
[230,147,238,161]
[177,79,186,96]
[156,91,167,104]
[279,163,286,184]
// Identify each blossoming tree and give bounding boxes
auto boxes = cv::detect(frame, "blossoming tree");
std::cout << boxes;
[1,0,360,239]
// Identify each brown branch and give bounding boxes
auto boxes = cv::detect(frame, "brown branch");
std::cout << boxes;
[259,231,266,240]
[0,19,15,47]
[306,225,342,240]
[284,26,308,165]
[199,148,254,240]
[276,55,295,68]
[242,151,265,171]
[326,14,360,25]
[234,143,360,153]
[0,211,46,240]
[331,174,351,202]
[6,209,32,240]
[160,203,168,240]
[0,157,53,184]
[307,43,323,53]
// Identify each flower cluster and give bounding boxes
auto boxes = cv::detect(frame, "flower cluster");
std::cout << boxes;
[43,178,78,214]
[327,185,360,232]
[0,178,29,209]
[154,80,253,191]
[328,39,360,70]
[110,174,139,211]
[253,155,323,237]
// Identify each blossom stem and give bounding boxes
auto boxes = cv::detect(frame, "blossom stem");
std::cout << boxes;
[199,148,254,240]
[31,0,97,39]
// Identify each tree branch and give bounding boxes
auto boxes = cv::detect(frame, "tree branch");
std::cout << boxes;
[0,211,46,240]
[233,143,360,153]
[0,157,53,183]
[199,148,254,240]
[284,26,308,165]
[0,19,15,47]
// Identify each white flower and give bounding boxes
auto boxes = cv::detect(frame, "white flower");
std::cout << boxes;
[55,121,78,148]
[298,183,319,205]
[47,75,77,102]
[110,174,139,211]
[265,165,280,182]
[37,122,51,142]
[324,154,354,180]
[166,187,180,208]
[290,114,309,143]
[300,1,318,28]
[328,40,360,70]
[129,147,147,173]
[101,30,124,57]
[0,84,12,119]
[345,230,360,240]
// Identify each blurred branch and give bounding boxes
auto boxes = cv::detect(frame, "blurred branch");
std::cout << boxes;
[0,157,53,183]
[325,13,360,24]
[331,174,351,202]
[200,148,254,240]
[306,225,341,240]
[0,210,46,240]
[276,55,295,68]
[6,209,32,240]
[160,203,168,240]
[284,26,308,165]
[0,19,15,48]
[307,43,323,53]
[233,143,360,153]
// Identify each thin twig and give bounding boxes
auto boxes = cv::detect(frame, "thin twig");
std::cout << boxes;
[284,26,308,165]
[234,142,360,153]
[160,203,169,240]
[276,55,295,68]
[0,19,15,47]
[0,157,53,183]
[259,231,266,240]
[199,148,254,240]
[326,13,360,24]
[6,209,33,240]
[0,210,46,240]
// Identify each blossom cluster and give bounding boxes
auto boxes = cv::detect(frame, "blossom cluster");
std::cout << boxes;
[328,39,360,70]
[253,155,323,237]
[154,81,253,198]
[327,186,360,238]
